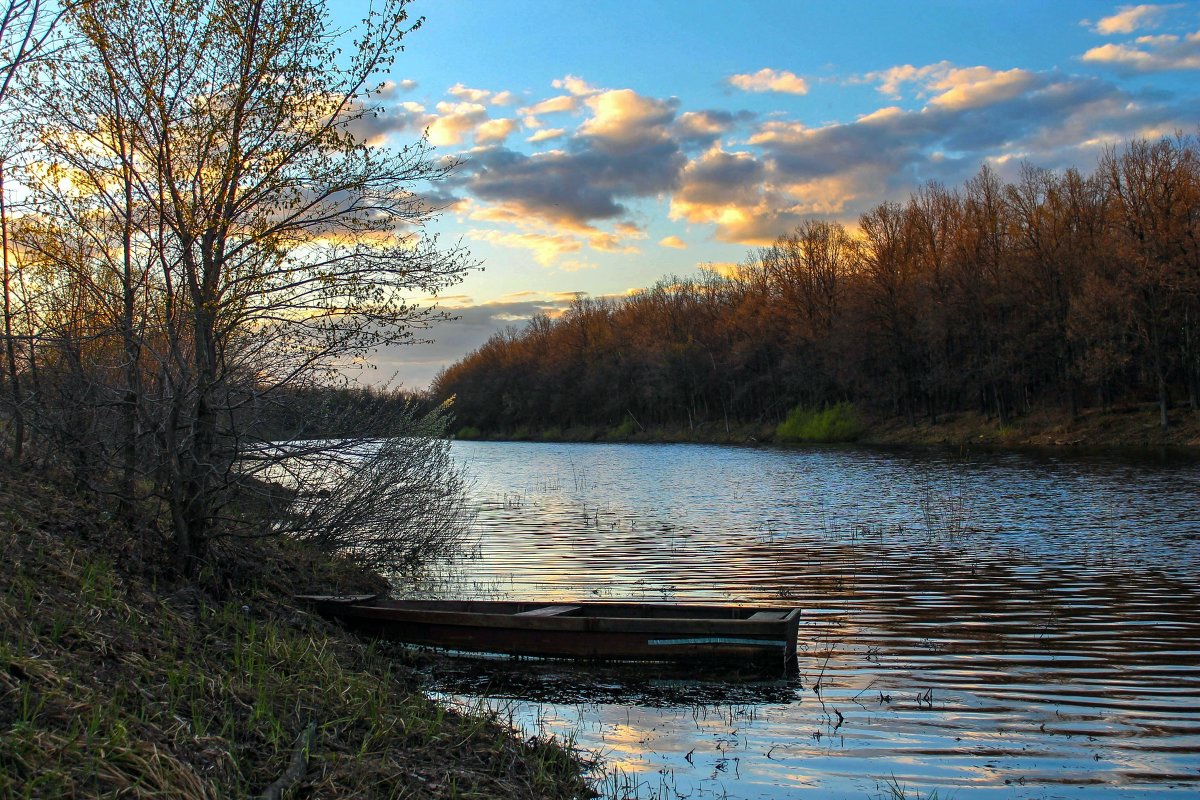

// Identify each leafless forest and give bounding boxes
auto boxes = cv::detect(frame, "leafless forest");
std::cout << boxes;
[435,141,1200,435]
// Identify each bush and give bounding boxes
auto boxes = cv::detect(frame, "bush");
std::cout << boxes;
[776,402,864,443]
[607,416,637,439]
[455,426,482,440]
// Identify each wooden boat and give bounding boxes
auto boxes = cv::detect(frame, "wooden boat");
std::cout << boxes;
[297,596,801,667]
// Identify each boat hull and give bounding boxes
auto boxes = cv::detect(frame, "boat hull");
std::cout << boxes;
[299,598,801,667]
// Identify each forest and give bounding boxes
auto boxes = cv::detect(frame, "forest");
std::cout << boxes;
[433,137,1200,437]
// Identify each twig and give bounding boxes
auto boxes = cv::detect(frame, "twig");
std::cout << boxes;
[259,720,317,800]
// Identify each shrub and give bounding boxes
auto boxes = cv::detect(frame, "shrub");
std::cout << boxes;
[607,416,637,439]
[776,402,864,443]
[455,426,482,440]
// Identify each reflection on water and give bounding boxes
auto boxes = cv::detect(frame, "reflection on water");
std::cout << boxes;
[416,441,1200,798]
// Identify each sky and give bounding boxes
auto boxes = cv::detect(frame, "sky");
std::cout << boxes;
[329,1,1200,389]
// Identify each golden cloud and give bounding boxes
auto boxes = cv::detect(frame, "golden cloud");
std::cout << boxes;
[466,228,582,265]
[659,235,687,249]
[728,68,810,95]
[476,118,518,144]
[1091,4,1174,35]
[578,89,675,145]
[527,127,566,143]
[427,101,488,145]
[926,66,1036,110]
[552,74,600,96]
[1082,31,1200,71]
[518,95,579,116]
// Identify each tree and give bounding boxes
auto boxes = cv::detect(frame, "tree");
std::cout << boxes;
[1100,136,1200,429]
[22,0,473,574]
[0,0,69,459]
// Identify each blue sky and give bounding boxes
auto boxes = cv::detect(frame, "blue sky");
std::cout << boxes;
[331,1,1200,388]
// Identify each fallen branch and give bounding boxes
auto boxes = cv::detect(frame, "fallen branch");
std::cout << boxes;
[259,720,317,800]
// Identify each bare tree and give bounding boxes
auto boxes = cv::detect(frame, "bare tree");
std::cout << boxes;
[18,0,474,575]
[0,0,70,459]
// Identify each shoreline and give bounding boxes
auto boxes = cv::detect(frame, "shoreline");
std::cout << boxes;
[453,405,1200,453]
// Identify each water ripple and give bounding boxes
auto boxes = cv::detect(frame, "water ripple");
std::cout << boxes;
[420,441,1200,799]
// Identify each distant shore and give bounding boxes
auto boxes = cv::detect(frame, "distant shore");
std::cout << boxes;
[454,405,1200,452]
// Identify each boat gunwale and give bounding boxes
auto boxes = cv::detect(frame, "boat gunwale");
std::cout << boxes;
[317,599,800,634]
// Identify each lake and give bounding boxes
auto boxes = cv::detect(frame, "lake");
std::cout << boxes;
[416,440,1200,799]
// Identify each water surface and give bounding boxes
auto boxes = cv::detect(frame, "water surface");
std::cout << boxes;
[418,441,1200,799]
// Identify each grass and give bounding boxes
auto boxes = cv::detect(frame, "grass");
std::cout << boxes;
[0,463,592,799]
[875,775,947,799]
[776,402,865,443]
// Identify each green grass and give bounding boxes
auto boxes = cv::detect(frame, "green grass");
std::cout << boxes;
[776,402,865,443]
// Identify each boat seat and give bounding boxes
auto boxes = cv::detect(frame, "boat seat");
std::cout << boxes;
[747,610,790,620]
[515,605,582,617]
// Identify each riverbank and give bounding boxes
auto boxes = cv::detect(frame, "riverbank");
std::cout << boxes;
[456,404,1200,451]
[0,464,592,799]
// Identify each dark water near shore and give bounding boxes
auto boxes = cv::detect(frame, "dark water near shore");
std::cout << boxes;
[419,441,1200,798]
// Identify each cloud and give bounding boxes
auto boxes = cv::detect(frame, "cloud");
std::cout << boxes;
[579,89,680,151]
[475,118,518,144]
[518,94,579,116]
[467,228,583,265]
[699,261,740,278]
[437,67,1198,257]
[659,235,687,249]
[448,83,493,103]
[728,68,810,95]
[674,110,745,148]
[455,87,686,236]
[1090,4,1177,35]
[926,67,1039,110]
[862,62,952,98]
[527,128,566,143]
[1082,31,1200,72]
[858,62,1037,109]
[552,74,600,96]
[426,101,489,146]
[376,79,418,97]
[668,146,802,244]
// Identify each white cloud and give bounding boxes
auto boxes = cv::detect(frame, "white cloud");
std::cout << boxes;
[518,95,579,116]
[926,67,1038,110]
[579,89,677,148]
[527,128,566,143]
[728,68,810,95]
[1082,31,1200,71]
[448,83,493,103]
[427,101,489,146]
[862,62,953,98]
[553,74,600,96]
[1090,4,1177,35]
[476,118,518,144]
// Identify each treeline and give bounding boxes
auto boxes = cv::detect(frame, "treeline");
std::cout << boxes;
[434,137,1200,434]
